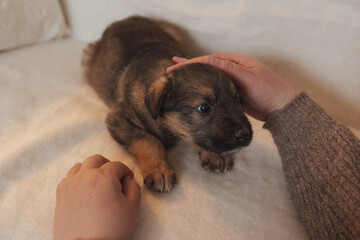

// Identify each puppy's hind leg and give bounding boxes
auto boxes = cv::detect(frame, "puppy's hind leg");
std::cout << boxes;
[194,145,234,173]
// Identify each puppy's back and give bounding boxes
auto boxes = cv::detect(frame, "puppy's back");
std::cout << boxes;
[83,16,183,105]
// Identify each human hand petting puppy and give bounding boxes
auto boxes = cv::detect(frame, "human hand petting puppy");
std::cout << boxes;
[167,53,299,121]
[54,154,141,240]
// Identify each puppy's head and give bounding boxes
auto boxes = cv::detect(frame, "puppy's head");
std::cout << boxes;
[146,63,252,154]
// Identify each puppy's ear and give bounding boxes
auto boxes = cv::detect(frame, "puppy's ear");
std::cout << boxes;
[145,75,171,120]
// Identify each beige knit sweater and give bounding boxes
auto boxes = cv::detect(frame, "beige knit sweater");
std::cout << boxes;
[264,93,360,240]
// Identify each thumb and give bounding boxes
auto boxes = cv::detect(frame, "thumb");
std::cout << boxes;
[122,175,141,208]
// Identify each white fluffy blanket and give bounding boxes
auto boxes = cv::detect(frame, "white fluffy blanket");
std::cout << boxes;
[1,1,360,239]
[0,39,309,240]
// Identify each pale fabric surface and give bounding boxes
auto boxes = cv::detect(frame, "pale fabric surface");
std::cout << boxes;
[0,39,309,240]
[0,39,308,239]
[1,1,360,239]
[0,0,68,52]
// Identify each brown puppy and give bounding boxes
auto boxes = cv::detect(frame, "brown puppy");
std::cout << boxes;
[83,16,252,192]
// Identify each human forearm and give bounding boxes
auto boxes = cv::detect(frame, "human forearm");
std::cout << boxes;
[264,93,360,240]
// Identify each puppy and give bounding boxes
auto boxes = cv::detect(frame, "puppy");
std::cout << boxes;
[83,16,252,192]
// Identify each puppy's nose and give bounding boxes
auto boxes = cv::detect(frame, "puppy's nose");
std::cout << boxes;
[233,129,250,144]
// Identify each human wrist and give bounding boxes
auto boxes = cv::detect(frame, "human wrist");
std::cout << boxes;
[264,92,336,133]
[271,88,299,114]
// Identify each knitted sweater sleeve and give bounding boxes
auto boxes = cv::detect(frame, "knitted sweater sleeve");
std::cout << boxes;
[263,93,360,240]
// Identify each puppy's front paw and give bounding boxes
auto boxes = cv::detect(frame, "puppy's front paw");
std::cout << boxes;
[143,168,176,192]
[198,150,233,173]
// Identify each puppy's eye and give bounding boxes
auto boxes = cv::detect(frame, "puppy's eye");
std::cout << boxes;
[197,104,211,113]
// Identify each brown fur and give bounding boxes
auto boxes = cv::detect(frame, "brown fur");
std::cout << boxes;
[83,16,253,192]
[127,138,176,192]
[194,145,233,173]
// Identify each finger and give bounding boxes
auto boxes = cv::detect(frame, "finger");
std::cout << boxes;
[122,175,141,208]
[166,55,212,73]
[56,178,66,199]
[166,63,180,73]
[167,53,255,72]
[66,163,82,178]
[166,64,179,73]
[100,161,134,179]
[81,154,110,170]
[167,54,237,73]
[214,52,257,68]
[196,55,254,88]
[171,56,188,63]
[211,57,254,88]
[166,54,254,88]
